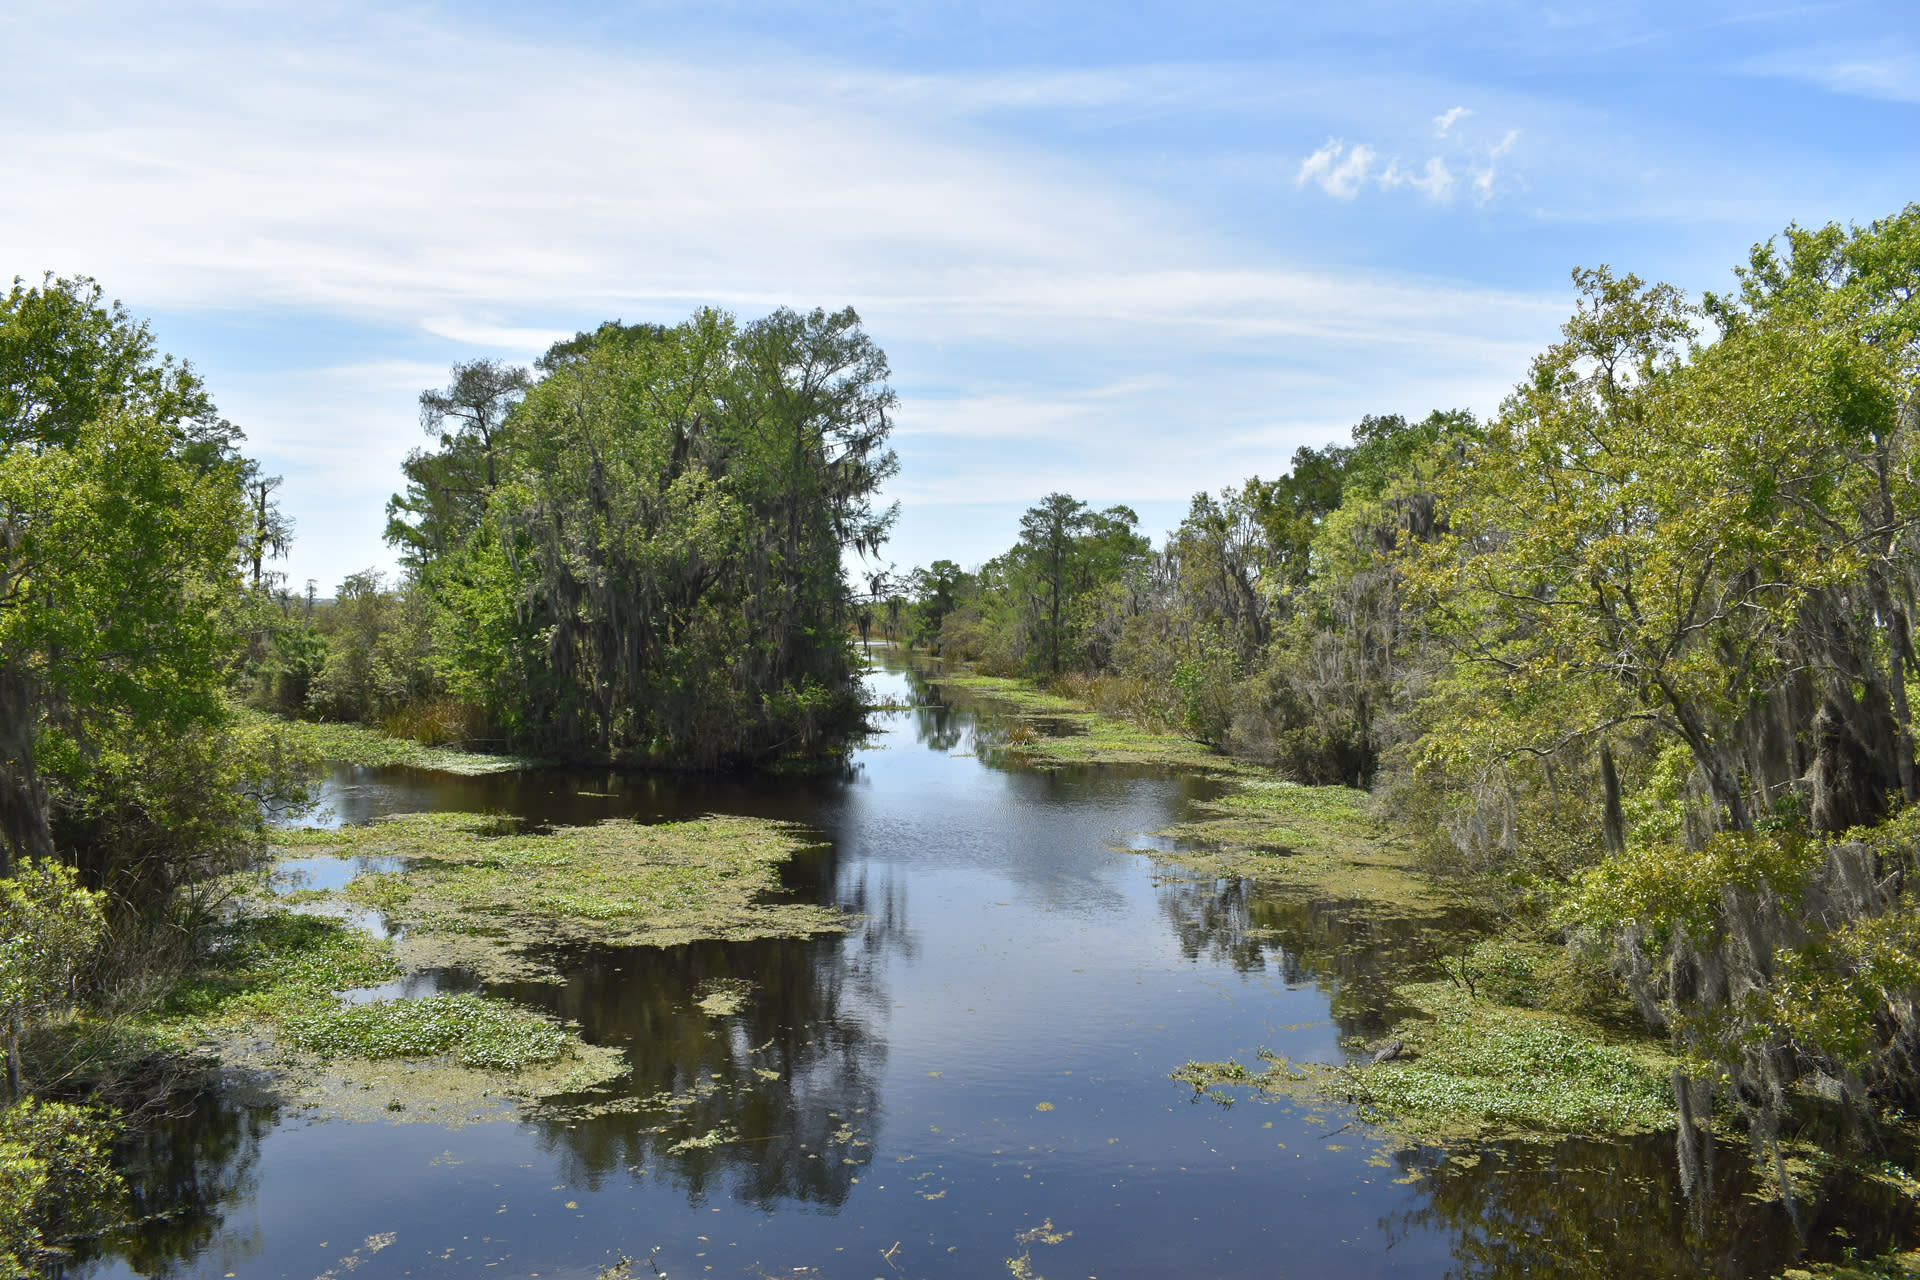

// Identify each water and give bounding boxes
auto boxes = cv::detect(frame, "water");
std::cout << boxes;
[76,659,1915,1278]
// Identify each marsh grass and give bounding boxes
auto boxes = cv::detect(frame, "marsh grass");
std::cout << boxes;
[235,708,542,774]
[927,673,1237,773]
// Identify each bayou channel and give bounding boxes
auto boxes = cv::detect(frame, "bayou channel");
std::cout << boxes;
[69,653,1914,1280]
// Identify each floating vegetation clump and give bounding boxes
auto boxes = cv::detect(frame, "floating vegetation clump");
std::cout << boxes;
[162,911,402,1026]
[693,978,754,1017]
[286,811,845,981]
[1175,982,1675,1141]
[281,994,571,1071]
[1349,1012,1671,1134]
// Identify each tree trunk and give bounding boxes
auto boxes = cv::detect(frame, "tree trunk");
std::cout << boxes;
[4,1012,21,1104]
[1891,609,1917,803]
[0,668,53,879]
[1600,743,1627,854]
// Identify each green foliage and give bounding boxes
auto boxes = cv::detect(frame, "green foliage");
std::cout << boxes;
[280,994,570,1071]
[0,1097,124,1274]
[1765,902,1920,1071]
[41,709,318,951]
[0,860,105,1100]
[906,559,970,649]
[306,570,439,724]
[935,494,1148,678]
[0,274,291,932]
[1567,829,1824,942]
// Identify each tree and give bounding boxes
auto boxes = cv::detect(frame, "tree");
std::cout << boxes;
[1,393,248,874]
[0,275,298,950]
[1406,266,1855,835]
[239,464,293,593]
[408,306,898,766]
[386,359,531,571]
[908,560,969,650]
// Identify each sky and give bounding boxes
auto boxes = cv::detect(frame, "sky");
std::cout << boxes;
[6,0,1918,593]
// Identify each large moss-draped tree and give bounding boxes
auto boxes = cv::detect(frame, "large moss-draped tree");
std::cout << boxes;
[394,306,898,767]
[1408,217,1920,843]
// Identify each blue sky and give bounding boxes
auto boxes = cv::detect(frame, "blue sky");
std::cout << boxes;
[6,0,1917,592]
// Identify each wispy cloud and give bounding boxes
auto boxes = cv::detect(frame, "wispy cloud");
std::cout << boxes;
[1,2,1583,587]
[1297,135,1465,204]
[1434,105,1472,134]
[1742,48,1920,105]
[1472,129,1521,202]
[420,318,576,349]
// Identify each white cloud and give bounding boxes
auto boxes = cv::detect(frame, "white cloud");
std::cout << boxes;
[420,318,575,350]
[1295,139,1376,198]
[1434,105,1472,134]
[1382,156,1456,202]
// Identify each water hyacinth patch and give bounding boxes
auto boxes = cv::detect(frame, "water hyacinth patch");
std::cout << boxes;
[280,994,572,1071]
[1350,1016,1673,1134]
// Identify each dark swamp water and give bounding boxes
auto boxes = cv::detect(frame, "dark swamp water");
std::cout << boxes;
[73,656,1917,1279]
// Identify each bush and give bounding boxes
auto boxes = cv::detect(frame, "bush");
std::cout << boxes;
[0,1098,123,1273]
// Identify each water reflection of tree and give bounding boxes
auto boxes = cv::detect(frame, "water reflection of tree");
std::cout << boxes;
[68,1087,276,1278]
[1383,1131,1918,1279]
[509,866,910,1210]
[904,700,966,754]
[1153,869,1483,1038]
